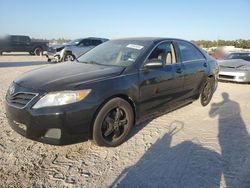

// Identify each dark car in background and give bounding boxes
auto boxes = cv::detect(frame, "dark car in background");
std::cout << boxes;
[45,37,109,62]
[5,38,218,147]
[0,35,48,55]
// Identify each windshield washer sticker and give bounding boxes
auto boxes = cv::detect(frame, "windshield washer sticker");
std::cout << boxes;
[126,44,144,50]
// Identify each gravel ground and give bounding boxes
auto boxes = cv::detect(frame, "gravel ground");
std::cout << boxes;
[0,54,250,188]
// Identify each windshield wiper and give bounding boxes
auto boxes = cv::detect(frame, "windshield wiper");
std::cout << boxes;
[77,60,102,65]
[87,61,102,65]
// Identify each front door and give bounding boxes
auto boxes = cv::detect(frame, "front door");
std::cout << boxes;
[139,41,184,117]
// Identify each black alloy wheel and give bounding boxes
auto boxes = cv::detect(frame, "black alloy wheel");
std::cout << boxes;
[200,77,214,106]
[93,98,134,147]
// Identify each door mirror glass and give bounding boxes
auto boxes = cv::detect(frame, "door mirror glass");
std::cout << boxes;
[144,59,164,68]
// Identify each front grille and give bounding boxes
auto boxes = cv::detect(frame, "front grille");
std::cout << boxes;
[219,74,235,80]
[6,92,37,108]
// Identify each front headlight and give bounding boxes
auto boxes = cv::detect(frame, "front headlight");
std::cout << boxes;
[33,90,91,109]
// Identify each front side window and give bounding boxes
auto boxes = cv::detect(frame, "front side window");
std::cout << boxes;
[148,42,177,64]
[178,41,205,62]
[20,37,29,43]
[77,40,147,67]
[92,40,102,46]
[67,38,82,45]
[78,39,93,47]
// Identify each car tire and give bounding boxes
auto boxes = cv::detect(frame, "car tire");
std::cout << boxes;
[93,98,134,147]
[34,47,43,56]
[63,52,75,62]
[200,77,215,106]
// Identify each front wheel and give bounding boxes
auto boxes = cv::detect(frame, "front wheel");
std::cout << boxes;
[93,98,134,147]
[62,52,75,62]
[200,77,215,106]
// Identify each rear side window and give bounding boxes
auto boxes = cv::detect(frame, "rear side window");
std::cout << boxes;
[11,36,19,43]
[19,37,29,43]
[178,41,205,62]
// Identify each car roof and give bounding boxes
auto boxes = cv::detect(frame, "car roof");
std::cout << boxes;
[84,37,109,41]
[112,37,189,43]
[9,35,29,38]
[229,52,250,54]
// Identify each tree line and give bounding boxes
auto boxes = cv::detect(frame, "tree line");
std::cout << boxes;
[192,39,250,49]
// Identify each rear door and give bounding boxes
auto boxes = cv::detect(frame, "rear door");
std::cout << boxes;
[10,36,22,52]
[176,41,208,99]
[139,41,184,117]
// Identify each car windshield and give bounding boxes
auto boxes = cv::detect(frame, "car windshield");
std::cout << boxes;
[77,40,147,67]
[67,38,82,45]
[226,53,250,61]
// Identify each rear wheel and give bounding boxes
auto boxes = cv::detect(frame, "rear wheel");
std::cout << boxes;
[34,47,43,56]
[200,77,215,106]
[93,98,134,147]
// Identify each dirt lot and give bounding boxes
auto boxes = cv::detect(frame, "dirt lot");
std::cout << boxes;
[0,54,250,188]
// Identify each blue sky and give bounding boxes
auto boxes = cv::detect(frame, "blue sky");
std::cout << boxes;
[0,0,249,40]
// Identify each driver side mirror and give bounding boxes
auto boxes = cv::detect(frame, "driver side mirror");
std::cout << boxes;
[144,59,164,68]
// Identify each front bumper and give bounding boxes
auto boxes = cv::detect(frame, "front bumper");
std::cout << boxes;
[218,68,250,83]
[44,51,62,62]
[5,96,97,145]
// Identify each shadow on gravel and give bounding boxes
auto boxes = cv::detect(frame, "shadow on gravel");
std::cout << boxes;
[209,92,250,187]
[112,93,250,188]
[0,61,52,68]
[112,120,222,188]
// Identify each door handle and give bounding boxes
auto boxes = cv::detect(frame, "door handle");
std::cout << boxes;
[203,62,208,67]
[176,67,182,74]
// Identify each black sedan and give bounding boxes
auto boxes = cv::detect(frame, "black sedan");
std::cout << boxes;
[5,38,219,147]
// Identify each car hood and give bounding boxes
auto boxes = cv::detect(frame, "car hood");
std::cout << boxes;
[218,59,250,68]
[15,62,125,91]
[50,44,66,49]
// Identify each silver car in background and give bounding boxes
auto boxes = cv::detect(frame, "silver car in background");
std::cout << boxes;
[218,52,250,83]
[62,37,108,62]
[45,37,108,62]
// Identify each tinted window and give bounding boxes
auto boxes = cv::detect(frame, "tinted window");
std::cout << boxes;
[19,36,29,43]
[79,39,92,47]
[226,53,250,61]
[148,42,177,64]
[178,41,205,62]
[11,36,19,43]
[92,40,102,46]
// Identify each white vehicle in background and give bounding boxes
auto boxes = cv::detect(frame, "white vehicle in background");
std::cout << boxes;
[44,37,109,62]
[218,52,250,83]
